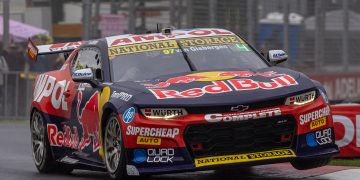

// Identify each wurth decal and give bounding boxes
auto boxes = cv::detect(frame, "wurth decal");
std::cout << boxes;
[33,74,70,111]
[149,75,298,99]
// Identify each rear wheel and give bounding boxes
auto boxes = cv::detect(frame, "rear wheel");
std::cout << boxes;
[30,110,73,174]
[104,113,126,179]
[290,157,331,170]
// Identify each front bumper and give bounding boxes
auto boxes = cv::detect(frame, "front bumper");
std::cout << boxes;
[120,97,340,175]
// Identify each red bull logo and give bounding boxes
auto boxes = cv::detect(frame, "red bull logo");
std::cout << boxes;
[76,91,100,152]
[143,71,285,88]
[149,75,298,99]
[142,71,298,99]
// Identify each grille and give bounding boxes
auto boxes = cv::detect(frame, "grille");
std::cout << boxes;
[184,115,296,158]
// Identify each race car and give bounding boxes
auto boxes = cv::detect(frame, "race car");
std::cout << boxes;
[28,28,339,179]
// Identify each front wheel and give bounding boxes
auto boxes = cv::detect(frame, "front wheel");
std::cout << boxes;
[290,157,331,170]
[104,113,126,179]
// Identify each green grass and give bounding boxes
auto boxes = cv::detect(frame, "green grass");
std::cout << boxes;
[330,158,360,167]
[0,119,27,124]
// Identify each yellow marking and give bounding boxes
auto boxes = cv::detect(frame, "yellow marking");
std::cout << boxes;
[310,117,327,130]
[136,136,162,146]
[108,40,178,57]
[178,35,245,48]
[194,149,296,168]
[98,86,111,160]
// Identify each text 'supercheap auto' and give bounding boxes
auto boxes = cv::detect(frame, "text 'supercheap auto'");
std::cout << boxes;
[27,28,339,179]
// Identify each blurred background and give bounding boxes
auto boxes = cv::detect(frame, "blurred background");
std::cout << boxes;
[0,0,359,120]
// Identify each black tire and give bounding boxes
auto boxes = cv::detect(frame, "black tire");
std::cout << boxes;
[290,157,331,170]
[104,113,126,180]
[30,110,74,174]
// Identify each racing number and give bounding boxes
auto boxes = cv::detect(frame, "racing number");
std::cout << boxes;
[163,49,175,55]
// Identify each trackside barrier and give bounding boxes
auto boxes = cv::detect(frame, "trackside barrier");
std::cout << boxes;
[0,71,37,120]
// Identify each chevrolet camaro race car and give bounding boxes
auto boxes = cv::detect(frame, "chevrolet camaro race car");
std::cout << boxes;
[28,28,339,179]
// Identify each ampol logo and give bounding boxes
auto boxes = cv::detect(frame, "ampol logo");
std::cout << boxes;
[33,74,70,111]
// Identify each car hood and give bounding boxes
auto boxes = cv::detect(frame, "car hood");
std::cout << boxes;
[111,67,317,107]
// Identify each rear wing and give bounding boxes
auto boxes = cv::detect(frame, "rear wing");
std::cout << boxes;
[27,38,85,61]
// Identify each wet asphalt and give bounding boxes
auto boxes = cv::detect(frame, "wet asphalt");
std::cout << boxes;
[0,122,358,180]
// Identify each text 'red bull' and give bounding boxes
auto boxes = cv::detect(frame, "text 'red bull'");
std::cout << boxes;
[149,75,298,99]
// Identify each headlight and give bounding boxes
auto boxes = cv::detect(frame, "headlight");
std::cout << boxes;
[285,91,316,106]
[140,108,188,119]
[319,88,329,103]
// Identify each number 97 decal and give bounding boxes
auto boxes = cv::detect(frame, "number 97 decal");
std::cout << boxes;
[163,49,175,55]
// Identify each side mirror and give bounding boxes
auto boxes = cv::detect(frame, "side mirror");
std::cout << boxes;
[72,68,98,86]
[268,50,288,65]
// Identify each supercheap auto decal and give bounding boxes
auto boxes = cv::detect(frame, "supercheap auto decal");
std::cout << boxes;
[142,71,298,99]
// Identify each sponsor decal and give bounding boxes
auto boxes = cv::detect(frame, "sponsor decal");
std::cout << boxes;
[141,108,187,119]
[33,74,70,111]
[48,41,84,52]
[194,149,296,167]
[108,29,234,47]
[133,148,175,164]
[111,91,133,101]
[178,35,244,48]
[133,149,147,164]
[72,69,93,78]
[149,75,298,99]
[126,125,179,138]
[76,91,100,151]
[230,105,249,112]
[204,108,281,123]
[299,106,331,125]
[285,91,316,106]
[108,40,178,57]
[273,53,286,57]
[123,107,136,123]
[136,136,162,146]
[310,117,327,130]
[47,124,79,149]
[75,87,110,152]
[144,71,286,88]
[306,128,333,147]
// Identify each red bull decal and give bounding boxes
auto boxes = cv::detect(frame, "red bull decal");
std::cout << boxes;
[149,75,298,99]
[47,124,79,149]
[76,91,100,152]
[143,71,285,89]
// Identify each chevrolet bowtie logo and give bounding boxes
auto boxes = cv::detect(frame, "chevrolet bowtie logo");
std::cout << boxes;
[230,105,249,112]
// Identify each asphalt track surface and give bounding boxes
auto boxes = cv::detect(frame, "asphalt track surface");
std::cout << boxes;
[1,123,359,180]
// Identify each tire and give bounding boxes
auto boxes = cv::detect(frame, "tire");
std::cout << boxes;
[104,113,126,180]
[30,110,73,174]
[290,157,331,170]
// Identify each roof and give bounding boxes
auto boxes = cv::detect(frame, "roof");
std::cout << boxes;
[105,28,235,47]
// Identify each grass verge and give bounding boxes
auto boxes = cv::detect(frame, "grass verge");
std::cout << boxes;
[330,158,360,167]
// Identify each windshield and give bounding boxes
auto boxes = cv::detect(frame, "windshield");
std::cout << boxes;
[109,35,268,82]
